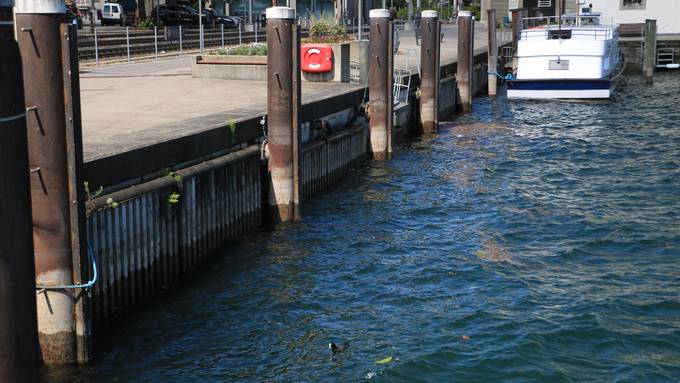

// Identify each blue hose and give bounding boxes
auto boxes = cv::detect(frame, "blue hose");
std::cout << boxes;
[488,71,513,81]
[35,245,98,291]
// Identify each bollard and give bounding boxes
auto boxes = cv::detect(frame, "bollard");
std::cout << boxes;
[221,23,224,48]
[368,8,392,160]
[643,19,657,84]
[266,6,300,222]
[457,10,473,113]
[15,0,84,364]
[239,22,242,44]
[0,2,40,381]
[419,10,440,134]
[179,25,183,56]
[511,8,522,71]
[487,8,498,97]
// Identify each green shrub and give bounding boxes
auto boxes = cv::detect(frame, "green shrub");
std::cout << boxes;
[396,7,409,20]
[137,17,163,29]
[217,43,267,56]
[307,16,349,44]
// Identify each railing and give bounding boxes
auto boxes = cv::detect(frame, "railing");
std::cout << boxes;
[393,67,412,105]
[523,15,614,29]
[520,16,616,41]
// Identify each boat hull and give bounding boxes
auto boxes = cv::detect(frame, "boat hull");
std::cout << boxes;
[507,79,612,99]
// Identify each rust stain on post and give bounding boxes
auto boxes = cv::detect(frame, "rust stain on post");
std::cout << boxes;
[457,11,474,113]
[266,7,298,222]
[369,9,391,160]
[487,9,498,98]
[420,10,440,133]
[0,5,40,381]
[16,12,76,364]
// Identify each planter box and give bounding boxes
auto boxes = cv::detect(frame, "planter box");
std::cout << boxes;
[191,55,267,81]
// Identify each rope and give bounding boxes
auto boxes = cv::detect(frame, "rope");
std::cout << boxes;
[35,244,98,292]
[0,111,26,125]
[488,71,513,80]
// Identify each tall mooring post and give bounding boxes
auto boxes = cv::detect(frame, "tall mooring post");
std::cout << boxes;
[457,10,474,113]
[0,1,40,381]
[266,6,301,222]
[643,19,657,85]
[419,10,440,134]
[511,8,522,71]
[16,0,89,364]
[487,8,498,98]
[369,8,393,160]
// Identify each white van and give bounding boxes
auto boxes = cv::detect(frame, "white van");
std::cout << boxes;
[102,3,125,26]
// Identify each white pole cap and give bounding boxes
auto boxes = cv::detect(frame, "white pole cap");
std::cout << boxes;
[421,10,438,18]
[369,8,390,18]
[15,0,65,13]
[458,10,473,17]
[266,6,295,20]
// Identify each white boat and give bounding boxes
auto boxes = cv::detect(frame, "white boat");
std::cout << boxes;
[507,14,625,100]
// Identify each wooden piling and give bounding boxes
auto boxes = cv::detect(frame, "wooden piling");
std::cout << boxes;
[16,0,79,364]
[266,6,300,222]
[368,8,392,160]
[0,2,40,380]
[487,8,498,98]
[643,19,657,85]
[419,10,440,134]
[457,10,474,113]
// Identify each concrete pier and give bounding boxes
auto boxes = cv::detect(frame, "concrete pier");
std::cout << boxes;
[457,10,474,113]
[369,8,392,160]
[487,8,498,98]
[15,0,77,364]
[0,2,40,380]
[266,6,299,223]
[419,10,440,134]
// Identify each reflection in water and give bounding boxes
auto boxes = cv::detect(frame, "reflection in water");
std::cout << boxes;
[46,73,680,382]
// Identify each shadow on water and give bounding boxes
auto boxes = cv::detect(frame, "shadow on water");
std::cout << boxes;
[45,73,680,382]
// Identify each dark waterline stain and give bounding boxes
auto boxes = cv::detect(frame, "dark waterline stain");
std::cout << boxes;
[46,73,680,382]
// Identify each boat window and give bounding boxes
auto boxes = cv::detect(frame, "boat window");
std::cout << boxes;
[548,30,572,39]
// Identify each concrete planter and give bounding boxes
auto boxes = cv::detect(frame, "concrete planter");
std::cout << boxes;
[191,55,267,81]
[301,43,351,83]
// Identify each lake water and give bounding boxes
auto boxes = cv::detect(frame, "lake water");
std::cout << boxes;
[47,73,680,382]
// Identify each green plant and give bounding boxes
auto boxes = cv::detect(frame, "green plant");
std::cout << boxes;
[137,18,163,29]
[307,16,349,44]
[84,181,103,201]
[167,192,181,204]
[217,43,267,56]
[396,7,409,20]
[106,197,119,209]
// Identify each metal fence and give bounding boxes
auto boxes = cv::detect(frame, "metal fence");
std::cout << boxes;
[78,24,267,65]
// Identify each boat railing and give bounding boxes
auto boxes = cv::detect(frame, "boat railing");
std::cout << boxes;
[523,15,614,29]
[521,16,617,41]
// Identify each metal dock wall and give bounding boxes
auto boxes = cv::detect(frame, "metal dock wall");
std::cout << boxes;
[301,124,368,199]
[85,146,262,325]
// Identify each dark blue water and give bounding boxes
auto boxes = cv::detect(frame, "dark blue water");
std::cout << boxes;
[49,73,680,382]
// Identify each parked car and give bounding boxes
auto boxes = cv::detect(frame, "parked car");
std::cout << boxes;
[152,4,204,25]
[203,8,240,29]
[102,3,125,26]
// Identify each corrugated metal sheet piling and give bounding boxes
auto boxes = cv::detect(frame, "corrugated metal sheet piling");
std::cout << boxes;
[457,10,474,113]
[487,8,498,98]
[643,19,657,84]
[266,6,301,222]
[0,1,40,380]
[16,0,86,364]
[368,8,392,160]
[419,10,440,134]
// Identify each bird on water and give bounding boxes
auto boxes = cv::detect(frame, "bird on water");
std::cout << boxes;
[329,342,350,354]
